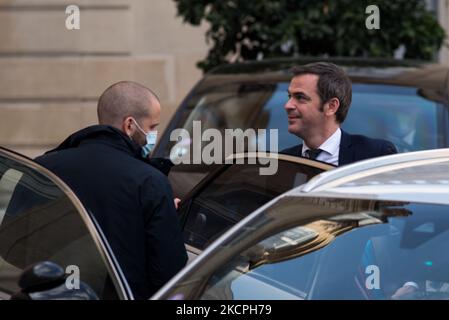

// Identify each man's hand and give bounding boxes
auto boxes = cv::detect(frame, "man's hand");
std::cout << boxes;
[391,282,419,300]
[174,198,181,210]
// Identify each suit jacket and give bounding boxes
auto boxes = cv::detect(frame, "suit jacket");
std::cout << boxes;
[280,130,397,166]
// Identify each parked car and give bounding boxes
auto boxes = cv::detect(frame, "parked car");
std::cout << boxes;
[0,146,133,300]
[152,148,449,300]
[153,58,449,199]
[0,146,331,299]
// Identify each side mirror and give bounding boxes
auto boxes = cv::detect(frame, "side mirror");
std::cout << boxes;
[11,261,99,300]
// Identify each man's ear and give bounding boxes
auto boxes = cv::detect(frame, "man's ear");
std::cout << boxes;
[324,98,340,117]
[122,116,134,136]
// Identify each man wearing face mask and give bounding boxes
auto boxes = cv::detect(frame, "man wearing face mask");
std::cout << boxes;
[34,81,187,299]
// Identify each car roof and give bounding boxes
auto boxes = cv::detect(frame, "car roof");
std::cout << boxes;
[204,57,449,94]
[209,57,426,74]
[288,148,449,205]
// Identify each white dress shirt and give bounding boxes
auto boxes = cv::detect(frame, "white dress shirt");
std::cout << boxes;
[302,128,341,166]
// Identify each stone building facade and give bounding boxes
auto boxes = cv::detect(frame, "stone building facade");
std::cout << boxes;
[0,0,208,157]
[0,0,448,157]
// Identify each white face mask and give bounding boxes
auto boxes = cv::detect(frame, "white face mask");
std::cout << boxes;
[132,119,158,158]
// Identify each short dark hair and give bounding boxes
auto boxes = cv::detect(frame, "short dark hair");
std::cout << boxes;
[291,62,352,123]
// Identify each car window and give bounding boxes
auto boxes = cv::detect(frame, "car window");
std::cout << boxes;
[158,81,447,156]
[159,80,447,199]
[342,84,446,153]
[0,152,120,299]
[182,159,328,250]
[190,200,449,300]
[168,163,223,200]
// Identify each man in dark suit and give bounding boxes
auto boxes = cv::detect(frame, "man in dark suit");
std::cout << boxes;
[281,62,397,166]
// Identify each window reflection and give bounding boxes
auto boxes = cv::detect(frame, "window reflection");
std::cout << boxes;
[200,202,449,300]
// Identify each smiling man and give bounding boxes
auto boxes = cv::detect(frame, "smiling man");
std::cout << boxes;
[281,62,397,166]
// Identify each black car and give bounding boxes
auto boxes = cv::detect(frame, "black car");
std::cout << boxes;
[153,58,449,199]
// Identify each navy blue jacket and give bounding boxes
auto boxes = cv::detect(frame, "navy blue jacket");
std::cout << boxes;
[281,130,397,166]
[35,125,187,299]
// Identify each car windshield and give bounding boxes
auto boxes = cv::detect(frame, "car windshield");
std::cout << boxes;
[160,80,447,158]
[164,197,449,300]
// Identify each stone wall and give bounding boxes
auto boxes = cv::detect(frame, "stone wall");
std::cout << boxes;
[0,0,208,157]
[1,1,448,158]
